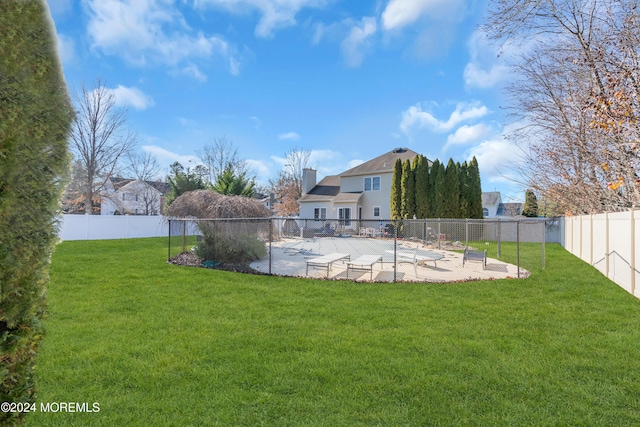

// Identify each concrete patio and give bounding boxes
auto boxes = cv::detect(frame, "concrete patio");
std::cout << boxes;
[251,237,529,282]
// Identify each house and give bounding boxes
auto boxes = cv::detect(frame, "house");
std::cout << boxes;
[482,192,502,218]
[298,148,424,225]
[482,191,524,218]
[101,177,169,216]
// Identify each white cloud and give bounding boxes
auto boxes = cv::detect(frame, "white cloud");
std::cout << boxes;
[445,124,492,147]
[142,145,200,166]
[84,0,239,78]
[245,158,272,181]
[196,0,329,38]
[109,85,155,110]
[381,0,463,31]
[467,136,525,185]
[341,16,377,67]
[464,30,511,89]
[278,131,301,141]
[181,64,208,82]
[269,154,288,168]
[400,101,489,136]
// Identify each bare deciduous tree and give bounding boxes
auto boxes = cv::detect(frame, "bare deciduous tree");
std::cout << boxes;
[123,152,163,215]
[197,136,249,185]
[269,147,313,216]
[484,0,640,213]
[69,79,137,214]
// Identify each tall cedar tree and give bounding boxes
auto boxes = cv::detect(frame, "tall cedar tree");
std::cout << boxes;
[522,189,539,217]
[428,159,440,217]
[390,158,403,219]
[468,156,483,218]
[414,155,430,218]
[458,161,470,218]
[0,1,73,424]
[444,159,461,218]
[401,159,416,219]
[432,160,447,218]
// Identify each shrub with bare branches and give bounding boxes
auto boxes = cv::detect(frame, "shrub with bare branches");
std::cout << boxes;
[166,190,270,263]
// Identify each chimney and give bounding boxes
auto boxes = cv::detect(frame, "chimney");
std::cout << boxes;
[302,168,317,194]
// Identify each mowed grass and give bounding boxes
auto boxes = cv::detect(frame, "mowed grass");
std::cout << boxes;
[26,238,640,426]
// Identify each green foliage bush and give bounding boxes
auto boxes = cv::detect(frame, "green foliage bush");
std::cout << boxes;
[0,1,73,425]
[196,232,266,263]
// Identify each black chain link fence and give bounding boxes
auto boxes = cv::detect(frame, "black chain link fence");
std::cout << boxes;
[168,217,553,282]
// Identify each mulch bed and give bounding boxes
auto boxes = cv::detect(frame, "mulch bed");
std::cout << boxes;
[168,252,264,275]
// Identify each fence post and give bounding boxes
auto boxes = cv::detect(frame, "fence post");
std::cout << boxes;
[605,211,610,278]
[497,220,501,259]
[542,220,545,269]
[631,208,636,296]
[589,213,594,265]
[571,215,575,255]
[465,219,469,248]
[517,220,521,279]
[393,220,398,283]
[182,220,187,253]
[269,218,273,275]
[437,219,441,250]
[168,219,171,261]
[579,214,583,260]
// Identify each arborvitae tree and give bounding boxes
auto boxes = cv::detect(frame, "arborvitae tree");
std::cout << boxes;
[211,166,255,197]
[165,162,207,207]
[390,158,403,219]
[458,161,470,218]
[414,155,430,218]
[467,156,484,218]
[443,159,460,218]
[0,1,73,424]
[431,160,447,217]
[428,159,440,217]
[401,159,416,219]
[522,189,539,217]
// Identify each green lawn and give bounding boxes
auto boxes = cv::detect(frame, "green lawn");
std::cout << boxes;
[25,237,640,426]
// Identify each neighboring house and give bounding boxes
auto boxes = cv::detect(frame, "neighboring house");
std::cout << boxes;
[482,191,524,218]
[482,192,502,218]
[497,202,524,217]
[298,148,424,225]
[101,177,169,216]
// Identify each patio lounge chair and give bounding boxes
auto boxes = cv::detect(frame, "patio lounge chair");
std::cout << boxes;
[306,253,350,278]
[462,247,486,269]
[346,255,383,280]
[387,248,444,277]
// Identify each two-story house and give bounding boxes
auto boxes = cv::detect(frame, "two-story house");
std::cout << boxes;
[101,177,169,215]
[481,191,525,218]
[298,148,424,225]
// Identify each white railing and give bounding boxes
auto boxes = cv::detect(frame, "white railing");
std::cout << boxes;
[58,214,168,241]
[562,210,640,298]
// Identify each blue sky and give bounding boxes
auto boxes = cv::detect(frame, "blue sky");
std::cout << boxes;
[47,0,524,201]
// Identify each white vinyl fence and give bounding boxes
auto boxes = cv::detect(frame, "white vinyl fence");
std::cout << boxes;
[562,210,640,298]
[58,214,168,241]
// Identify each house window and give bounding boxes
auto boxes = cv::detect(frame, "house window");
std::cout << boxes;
[483,208,489,217]
[314,207,326,219]
[373,206,380,217]
[364,176,380,191]
[338,208,351,226]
